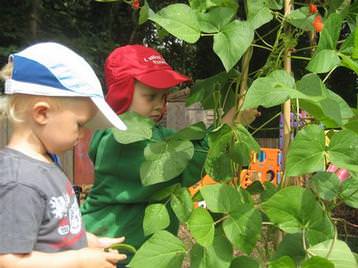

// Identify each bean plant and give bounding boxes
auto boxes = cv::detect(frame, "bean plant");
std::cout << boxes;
[106,0,358,267]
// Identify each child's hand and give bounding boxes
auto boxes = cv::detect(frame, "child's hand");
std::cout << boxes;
[237,108,261,126]
[77,247,126,268]
[87,232,125,248]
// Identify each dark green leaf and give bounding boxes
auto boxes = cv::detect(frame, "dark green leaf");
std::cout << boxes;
[340,177,358,208]
[262,186,334,243]
[223,204,262,254]
[191,227,233,268]
[170,187,193,223]
[309,171,341,201]
[230,256,259,268]
[302,256,334,268]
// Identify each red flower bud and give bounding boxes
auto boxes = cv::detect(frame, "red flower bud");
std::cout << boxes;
[132,0,140,10]
[312,15,324,32]
[309,3,318,14]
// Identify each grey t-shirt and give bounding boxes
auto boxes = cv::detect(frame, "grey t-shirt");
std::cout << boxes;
[0,148,88,253]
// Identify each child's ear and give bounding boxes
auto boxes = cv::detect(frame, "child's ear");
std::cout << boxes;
[32,101,51,125]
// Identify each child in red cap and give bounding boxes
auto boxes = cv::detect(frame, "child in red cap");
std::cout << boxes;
[81,45,259,259]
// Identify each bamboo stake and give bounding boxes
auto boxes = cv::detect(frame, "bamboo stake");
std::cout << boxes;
[282,0,293,187]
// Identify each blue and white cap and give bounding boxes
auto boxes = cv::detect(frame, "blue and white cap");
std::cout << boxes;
[4,42,127,130]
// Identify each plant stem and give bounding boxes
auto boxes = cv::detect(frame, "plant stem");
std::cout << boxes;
[251,43,273,51]
[289,55,311,60]
[252,112,282,135]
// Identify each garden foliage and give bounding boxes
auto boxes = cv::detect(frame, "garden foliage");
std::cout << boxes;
[109,0,358,267]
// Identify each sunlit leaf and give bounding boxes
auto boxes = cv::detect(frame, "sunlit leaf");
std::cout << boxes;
[188,207,215,247]
[149,4,201,43]
[213,20,254,71]
[143,203,170,236]
[113,111,154,144]
[129,231,185,268]
[140,139,194,185]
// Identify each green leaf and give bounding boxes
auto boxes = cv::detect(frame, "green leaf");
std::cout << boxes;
[297,74,353,127]
[261,182,278,202]
[172,121,207,140]
[191,227,233,268]
[230,256,259,268]
[140,139,194,186]
[189,0,239,12]
[353,27,358,59]
[186,70,238,109]
[149,4,201,43]
[113,111,154,144]
[296,73,353,127]
[273,233,305,263]
[309,171,341,201]
[170,187,193,223]
[129,231,185,268]
[286,125,326,176]
[268,256,296,268]
[247,0,273,29]
[340,177,358,208]
[302,256,335,268]
[143,203,170,236]
[200,184,244,213]
[316,13,344,52]
[205,125,235,181]
[188,207,215,247]
[286,7,314,31]
[139,0,155,25]
[262,186,334,243]
[308,239,358,268]
[213,20,254,71]
[340,53,358,74]
[328,129,358,173]
[95,0,120,2]
[246,181,265,195]
[223,204,262,254]
[229,125,260,166]
[306,49,341,73]
[242,70,300,109]
[196,7,236,33]
[265,0,283,10]
[343,119,358,134]
[149,183,180,202]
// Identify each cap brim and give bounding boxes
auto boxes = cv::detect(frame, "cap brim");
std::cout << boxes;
[136,69,190,89]
[86,97,127,131]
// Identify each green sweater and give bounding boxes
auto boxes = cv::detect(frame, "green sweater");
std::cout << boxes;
[81,125,208,249]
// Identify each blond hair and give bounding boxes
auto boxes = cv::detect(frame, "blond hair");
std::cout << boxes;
[0,63,12,119]
[0,63,56,122]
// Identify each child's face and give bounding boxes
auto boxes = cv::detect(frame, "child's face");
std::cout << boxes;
[129,82,168,122]
[36,98,97,154]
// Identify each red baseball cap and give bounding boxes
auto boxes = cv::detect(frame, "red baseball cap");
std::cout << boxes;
[105,44,190,114]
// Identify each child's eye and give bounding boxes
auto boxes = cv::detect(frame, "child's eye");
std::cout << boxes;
[146,94,156,101]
